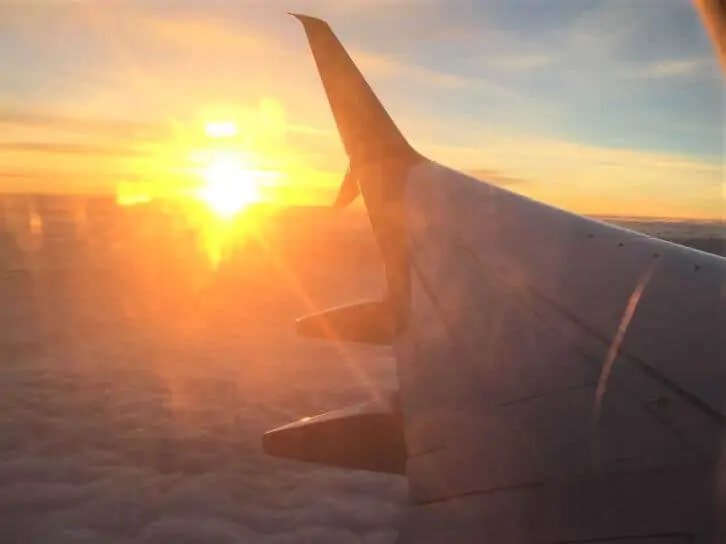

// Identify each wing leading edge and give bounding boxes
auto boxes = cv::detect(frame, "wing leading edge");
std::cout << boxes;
[265,12,726,544]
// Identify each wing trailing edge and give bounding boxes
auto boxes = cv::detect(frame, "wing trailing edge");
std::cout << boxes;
[262,392,406,474]
[262,15,414,474]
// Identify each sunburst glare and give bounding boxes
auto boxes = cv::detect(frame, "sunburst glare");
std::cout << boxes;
[205,121,239,139]
[197,154,262,219]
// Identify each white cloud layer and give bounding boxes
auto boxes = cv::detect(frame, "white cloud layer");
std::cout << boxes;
[0,202,406,543]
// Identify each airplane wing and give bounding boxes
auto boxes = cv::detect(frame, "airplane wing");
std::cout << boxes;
[264,12,726,543]
[695,0,726,69]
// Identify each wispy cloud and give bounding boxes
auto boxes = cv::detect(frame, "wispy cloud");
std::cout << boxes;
[0,110,167,139]
[466,169,530,186]
[565,0,650,54]
[0,142,141,157]
[349,47,560,123]
[134,13,271,53]
[487,53,557,71]
[638,58,713,78]
[314,0,438,12]
[350,49,469,89]
[425,129,722,219]
[511,0,707,93]
[0,1,721,218]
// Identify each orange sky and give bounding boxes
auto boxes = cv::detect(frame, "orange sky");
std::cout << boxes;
[0,2,723,221]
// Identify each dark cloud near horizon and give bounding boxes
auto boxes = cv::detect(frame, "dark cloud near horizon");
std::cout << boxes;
[466,169,530,186]
[0,169,146,195]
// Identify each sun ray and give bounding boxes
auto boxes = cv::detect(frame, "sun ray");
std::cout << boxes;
[196,153,262,219]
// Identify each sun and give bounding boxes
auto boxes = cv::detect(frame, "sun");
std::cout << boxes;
[197,156,261,218]
[205,121,238,139]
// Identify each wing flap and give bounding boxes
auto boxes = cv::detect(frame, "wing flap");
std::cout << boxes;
[262,393,406,474]
[296,300,394,345]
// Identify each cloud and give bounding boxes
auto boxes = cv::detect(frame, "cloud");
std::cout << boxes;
[424,129,722,220]
[638,58,713,78]
[134,13,271,53]
[348,48,558,120]
[2,3,554,133]
[350,49,468,89]
[1,0,718,220]
[0,142,142,157]
[313,0,436,12]
[551,0,716,84]
[487,54,557,71]
[0,169,148,195]
[0,228,406,541]
[0,110,167,140]
[465,169,530,187]
[565,0,649,53]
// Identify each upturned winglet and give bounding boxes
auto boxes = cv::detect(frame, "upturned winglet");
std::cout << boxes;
[289,14,418,167]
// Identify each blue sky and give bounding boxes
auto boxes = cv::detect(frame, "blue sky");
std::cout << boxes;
[0,0,723,219]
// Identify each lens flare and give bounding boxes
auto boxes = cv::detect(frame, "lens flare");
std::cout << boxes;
[197,156,261,219]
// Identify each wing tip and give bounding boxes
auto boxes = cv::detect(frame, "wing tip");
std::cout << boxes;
[288,13,328,27]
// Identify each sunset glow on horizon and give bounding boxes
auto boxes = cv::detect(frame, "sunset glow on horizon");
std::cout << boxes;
[0,2,722,220]
[110,115,282,266]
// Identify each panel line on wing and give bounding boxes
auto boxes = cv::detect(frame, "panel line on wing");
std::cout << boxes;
[454,240,725,425]
[407,222,721,464]
[414,480,544,507]
[406,234,492,395]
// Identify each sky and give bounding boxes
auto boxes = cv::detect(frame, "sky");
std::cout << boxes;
[0,0,723,219]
